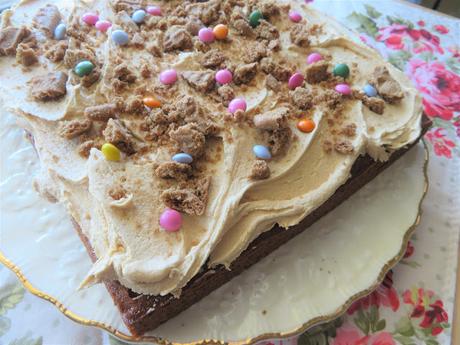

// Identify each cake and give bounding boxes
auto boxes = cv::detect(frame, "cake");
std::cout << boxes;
[0,0,427,336]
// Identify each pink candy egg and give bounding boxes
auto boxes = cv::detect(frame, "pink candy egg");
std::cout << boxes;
[228,98,247,114]
[307,52,323,64]
[146,5,162,16]
[198,27,215,43]
[335,83,352,95]
[159,69,178,85]
[288,72,304,90]
[95,20,112,32]
[289,11,302,23]
[82,13,99,26]
[159,208,182,232]
[215,69,232,84]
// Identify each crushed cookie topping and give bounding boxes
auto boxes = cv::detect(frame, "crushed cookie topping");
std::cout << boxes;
[32,4,61,38]
[29,72,68,102]
[59,119,92,139]
[103,119,136,154]
[16,0,409,223]
[161,176,211,216]
[250,160,270,180]
[370,66,403,104]
[84,104,118,121]
[0,26,31,56]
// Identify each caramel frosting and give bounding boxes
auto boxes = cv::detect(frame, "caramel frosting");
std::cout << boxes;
[0,0,422,296]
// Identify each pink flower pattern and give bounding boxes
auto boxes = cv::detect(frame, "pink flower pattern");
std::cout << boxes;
[406,59,460,121]
[296,4,456,345]
[347,4,460,159]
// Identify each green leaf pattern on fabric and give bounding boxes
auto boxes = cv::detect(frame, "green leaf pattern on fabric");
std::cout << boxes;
[0,316,11,337]
[364,4,382,19]
[8,334,43,345]
[0,283,25,316]
[346,12,378,38]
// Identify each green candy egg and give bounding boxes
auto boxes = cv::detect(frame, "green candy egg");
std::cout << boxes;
[333,63,350,78]
[249,10,263,28]
[74,60,95,77]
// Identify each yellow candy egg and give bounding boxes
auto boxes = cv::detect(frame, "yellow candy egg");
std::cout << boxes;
[101,143,121,161]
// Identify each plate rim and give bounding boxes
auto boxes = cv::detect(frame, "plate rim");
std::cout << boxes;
[0,141,429,345]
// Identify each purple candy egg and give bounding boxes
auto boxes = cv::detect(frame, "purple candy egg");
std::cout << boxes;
[307,52,323,64]
[160,69,178,85]
[159,208,182,232]
[215,69,232,84]
[289,11,302,23]
[198,27,215,43]
[82,13,99,25]
[335,83,352,95]
[95,20,112,32]
[228,98,247,114]
[288,72,304,90]
[146,5,162,16]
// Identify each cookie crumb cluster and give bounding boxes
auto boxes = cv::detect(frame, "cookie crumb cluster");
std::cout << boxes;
[1,0,406,232]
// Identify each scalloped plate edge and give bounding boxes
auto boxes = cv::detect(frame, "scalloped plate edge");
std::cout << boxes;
[0,142,429,345]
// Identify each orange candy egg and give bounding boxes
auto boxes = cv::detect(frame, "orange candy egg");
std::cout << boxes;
[297,119,316,133]
[143,97,161,108]
[213,24,228,40]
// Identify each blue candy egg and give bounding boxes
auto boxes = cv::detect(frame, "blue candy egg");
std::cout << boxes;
[253,145,271,160]
[111,29,129,45]
[54,23,66,40]
[172,153,193,164]
[132,9,146,24]
[363,84,378,97]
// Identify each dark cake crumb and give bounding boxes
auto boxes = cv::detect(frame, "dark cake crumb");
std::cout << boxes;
[250,160,270,180]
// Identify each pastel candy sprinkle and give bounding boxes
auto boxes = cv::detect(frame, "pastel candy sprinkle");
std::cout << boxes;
[215,69,232,84]
[335,83,352,95]
[198,27,215,43]
[333,63,350,78]
[160,69,178,85]
[95,20,112,32]
[172,153,193,164]
[213,24,228,40]
[82,13,99,25]
[253,145,272,160]
[297,119,315,133]
[143,96,161,108]
[228,98,247,114]
[74,60,94,77]
[159,208,182,232]
[288,72,304,90]
[112,29,129,45]
[132,9,146,24]
[288,11,302,23]
[101,143,121,161]
[363,83,378,97]
[54,23,66,40]
[307,52,323,64]
[146,5,162,16]
[249,10,263,28]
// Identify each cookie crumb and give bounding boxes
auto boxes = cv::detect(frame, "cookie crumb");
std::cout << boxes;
[250,160,270,180]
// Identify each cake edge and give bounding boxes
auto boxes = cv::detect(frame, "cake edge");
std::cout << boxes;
[73,115,431,337]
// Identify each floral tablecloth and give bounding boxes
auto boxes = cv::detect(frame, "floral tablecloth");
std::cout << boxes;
[1,1,459,344]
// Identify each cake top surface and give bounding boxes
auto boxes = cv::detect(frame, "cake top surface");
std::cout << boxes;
[0,0,422,296]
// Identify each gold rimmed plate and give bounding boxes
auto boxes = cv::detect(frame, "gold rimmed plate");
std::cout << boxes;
[0,108,428,344]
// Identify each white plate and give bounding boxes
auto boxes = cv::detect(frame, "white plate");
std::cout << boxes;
[0,109,427,344]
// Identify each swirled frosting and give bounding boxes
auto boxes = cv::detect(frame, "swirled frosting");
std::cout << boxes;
[0,0,422,296]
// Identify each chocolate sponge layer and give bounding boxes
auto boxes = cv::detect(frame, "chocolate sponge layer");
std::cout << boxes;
[74,115,431,336]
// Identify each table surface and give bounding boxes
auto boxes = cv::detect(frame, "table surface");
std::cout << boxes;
[0,1,459,344]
